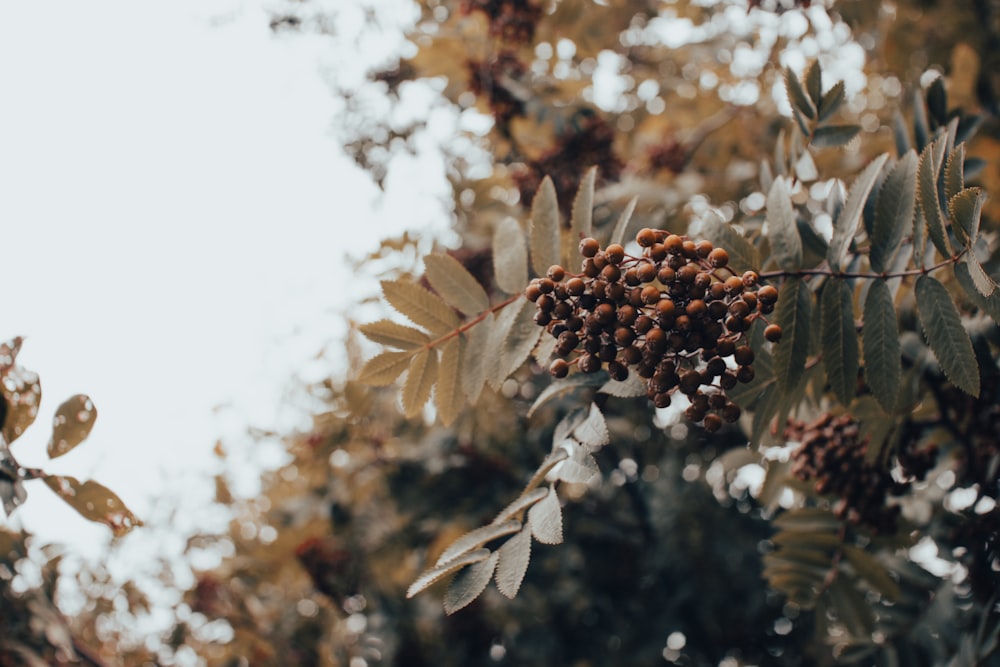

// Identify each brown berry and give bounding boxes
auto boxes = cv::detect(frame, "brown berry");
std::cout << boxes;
[641,285,661,304]
[636,228,657,247]
[742,271,759,288]
[580,237,600,258]
[733,346,755,366]
[703,414,723,432]
[696,240,714,258]
[764,324,783,342]
[550,359,570,378]
[637,262,658,283]
[547,265,566,282]
[664,234,683,254]
[579,353,601,373]
[708,248,729,268]
[605,244,626,264]
[758,284,778,304]
[736,365,755,383]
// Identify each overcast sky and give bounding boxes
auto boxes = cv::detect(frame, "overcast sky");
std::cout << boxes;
[0,1,449,557]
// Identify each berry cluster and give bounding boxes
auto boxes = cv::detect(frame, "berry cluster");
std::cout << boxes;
[786,414,932,534]
[525,229,781,431]
[460,0,542,44]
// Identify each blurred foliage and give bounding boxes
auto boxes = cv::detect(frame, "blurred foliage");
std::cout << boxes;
[5,0,1000,666]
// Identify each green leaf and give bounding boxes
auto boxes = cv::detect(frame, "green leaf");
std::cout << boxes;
[774,278,812,394]
[47,394,97,460]
[492,487,549,525]
[528,486,563,544]
[804,60,822,109]
[381,279,459,335]
[358,349,417,386]
[926,76,948,127]
[811,124,861,149]
[701,215,761,274]
[841,545,901,601]
[444,551,499,615]
[949,187,986,247]
[915,275,980,397]
[818,81,845,122]
[913,89,930,152]
[766,177,802,271]
[871,151,917,273]
[530,176,561,277]
[892,112,910,156]
[359,319,430,350]
[609,195,639,247]
[401,348,438,417]
[462,315,492,403]
[570,166,596,246]
[828,154,889,271]
[785,66,816,120]
[434,338,463,426]
[435,520,522,567]
[821,281,859,406]
[956,257,1000,312]
[493,218,529,295]
[917,140,950,257]
[407,548,490,599]
[495,528,531,599]
[42,475,142,537]
[424,253,490,316]
[862,281,901,412]
[944,143,965,202]
[750,384,782,448]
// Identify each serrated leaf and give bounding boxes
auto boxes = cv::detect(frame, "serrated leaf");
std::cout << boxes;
[573,402,609,449]
[828,154,889,271]
[524,449,569,492]
[359,319,430,350]
[527,373,606,418]
[358,349,417,386]
[893,112,910,156]
[913,90,930,152]
[42,475,141,537]
[841,545,901,601]
[444,551,499,614]
[774,278,812,394]
[492,487,549,525]
[570,167,596,245]
[533,330,557,367]
[804,60,822,108]
[944,144,965,202]
[785,67,816,119]
[609,195,639,247]
[871,151,917,272]
[495,528,531,598]
[462,315,492,403]
[917,140,950,257]
[47,394,97,460]
[702,215,760,274]
[435,338,463,426]
[957,257,1000,311]
[407,548,490,599]
[529,176,561,277]
[862,281,901,412]
[775,128,787,177]
[766,177,802,271]
[926,77,948,127]
[811,124,861,149]
[949,187,985,247]
[915,275,980,397]
[435,520,522,567]
[493,296,543,386]
[774,508,842,532]
[818,81,845,122]
[382,279,459,335]
[821,281,859,406]
[494,218,529,295]
[401,349,438,417]
[554,440,600,484]
[599,371,646,398]
[424,254,490,316]
[528,487,563,544]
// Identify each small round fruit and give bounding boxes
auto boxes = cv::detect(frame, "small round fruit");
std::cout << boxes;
[708,247,729,268]
[579,237,601,258]
[549,358,570,378]
[764,324,783,343]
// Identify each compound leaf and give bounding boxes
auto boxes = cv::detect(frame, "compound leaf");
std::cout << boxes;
[382,279,459,335]
[358,349,416,386]
[359,319,430,350]
[915,275,979,397]
[401,348,438,417]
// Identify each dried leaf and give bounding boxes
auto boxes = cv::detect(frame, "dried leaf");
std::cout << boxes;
[401,348,438,417]
[871,151,917,273]
[435,520,522,567]
[47,394,97,460]
[766,177,802,271]
[915,275,980,397]
[528,487,563,545]
[42,475,141,536]
[821,281,859,407]
[828,154,889,271]
[609,195,639,247]
[435,338,463,426]
[407,548,490,599]
[359,319,430,350]
[358,349,416,386]
[774,278,812,394]
[444,551,499,614]
[493,218,529,295]
[424,253,490,316]
[495,528,531,598]
[529,176,561,276]
[862,281,901,412]
[381,279,459,335]
[811,124,861,149]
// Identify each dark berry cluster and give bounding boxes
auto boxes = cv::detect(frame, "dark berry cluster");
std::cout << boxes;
[460,0,542,44]
[525,229,782,432]
[787,414,923,534]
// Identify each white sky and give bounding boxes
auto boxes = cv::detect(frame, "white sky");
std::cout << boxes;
[0,1,450,557]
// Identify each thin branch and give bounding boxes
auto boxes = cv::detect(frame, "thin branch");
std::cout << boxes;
[760,251,967,282]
